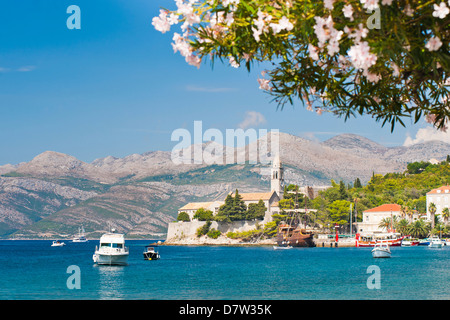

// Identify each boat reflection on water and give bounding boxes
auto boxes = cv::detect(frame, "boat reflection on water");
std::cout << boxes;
[96,265,125,300]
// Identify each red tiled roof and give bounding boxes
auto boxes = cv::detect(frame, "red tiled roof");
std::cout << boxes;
[364,204,401,213]
[427,186,450,195]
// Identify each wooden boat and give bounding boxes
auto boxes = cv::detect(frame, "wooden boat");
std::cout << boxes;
[276,223,315,247]
[356,232,404,247]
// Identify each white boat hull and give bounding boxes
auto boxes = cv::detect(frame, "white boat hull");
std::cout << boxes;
[429,243,443,248]
[372,249,391,258]
[93,252,129,265]
[273,246,292,250]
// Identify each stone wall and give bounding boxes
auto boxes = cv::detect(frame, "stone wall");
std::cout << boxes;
[166,219,265,244]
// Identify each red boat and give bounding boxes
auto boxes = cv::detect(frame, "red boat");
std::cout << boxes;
[356,232,405,247]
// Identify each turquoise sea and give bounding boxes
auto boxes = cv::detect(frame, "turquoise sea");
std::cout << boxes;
[0,240,449,300]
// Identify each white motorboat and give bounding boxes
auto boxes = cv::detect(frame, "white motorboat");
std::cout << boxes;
[273,245,293,250]
[371,242,391,258]
[51,240,66,247]
[93,232,129,265]
[143,244,160,260]
[72,226,88,243]
[428,236,443,248]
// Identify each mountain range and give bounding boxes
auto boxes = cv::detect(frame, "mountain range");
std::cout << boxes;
[1,132,449,239]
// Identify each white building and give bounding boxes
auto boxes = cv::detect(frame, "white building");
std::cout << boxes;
[357,204,402,234]
[426,185,450,221]
[178,201,224,221]
[177,154,284,222]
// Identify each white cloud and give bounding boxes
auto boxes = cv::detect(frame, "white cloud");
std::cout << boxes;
[17,66,36,72]
[238,111,267,129]
[404,126,450,146]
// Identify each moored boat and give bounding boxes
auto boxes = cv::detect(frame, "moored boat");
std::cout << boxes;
[72,226,88,243]
[401,237,419,247]
[143,244,160,260]
[371,242,391,258]
[276,223,315,247]
[419,239,430,246]
[428,236,443,248]
[51,240,65,247]
[356,232,404,247]
[273,245,293,250]
[93,232,129,265]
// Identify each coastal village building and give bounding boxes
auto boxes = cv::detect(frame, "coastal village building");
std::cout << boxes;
[426,185,450,221]
[177,201,224,221]
[357,204,402,234]
[357,203,421,234]
[177,155,284,223]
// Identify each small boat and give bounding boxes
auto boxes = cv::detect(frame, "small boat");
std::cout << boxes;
[419,239,430,246]
[428,236,443,248]
[371,242,391,258]
[357,232,404,247]
[401,237,419,247]
[276,223,315,247]
[72,226,88,243]
[51,240,66,247]
[93,231,129,266]
[143,244,160,260]
[273,245,293,250]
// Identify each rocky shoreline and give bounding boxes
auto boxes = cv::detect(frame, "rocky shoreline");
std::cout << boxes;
[163,234,277,246]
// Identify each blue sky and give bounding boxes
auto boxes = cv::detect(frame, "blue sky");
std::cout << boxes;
[0,0,438,165]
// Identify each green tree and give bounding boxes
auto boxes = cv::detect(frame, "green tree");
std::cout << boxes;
[196,221,212,237]
[442,207,450,224]
[177,211,190,222]
[216,189,247,221]
[327,200,351,225]
[429,202,437,230]
[354,178,362,189]
[378,217,392,232]
[246,200,267,220]
[407,219,429,238]
[193,208,214,221]
[396,219,410,236]
[154,0,450,131]
[279,198,295,210]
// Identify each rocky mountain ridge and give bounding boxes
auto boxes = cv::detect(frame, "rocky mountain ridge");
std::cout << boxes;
[0,132,449,239]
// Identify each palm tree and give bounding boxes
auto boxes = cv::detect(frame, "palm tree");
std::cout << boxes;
[407,219,429,238]
[429,202,437,230]
[378,217,391,232]
[442,207,450,225]
[397,219,409,236]
[406,207,414,223]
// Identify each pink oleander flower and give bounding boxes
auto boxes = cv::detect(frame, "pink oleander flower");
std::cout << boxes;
[324,0,334,10]
[433,2,449,19]
[342,4,354,21]
[258,78,272,91]
[152,10,171,34]
[348,41,377,71]
[308,44,319,61]
[425,36,443,51]
[360,0,379,10]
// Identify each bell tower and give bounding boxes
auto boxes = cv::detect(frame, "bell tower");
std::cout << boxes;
[271,154,283,198]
